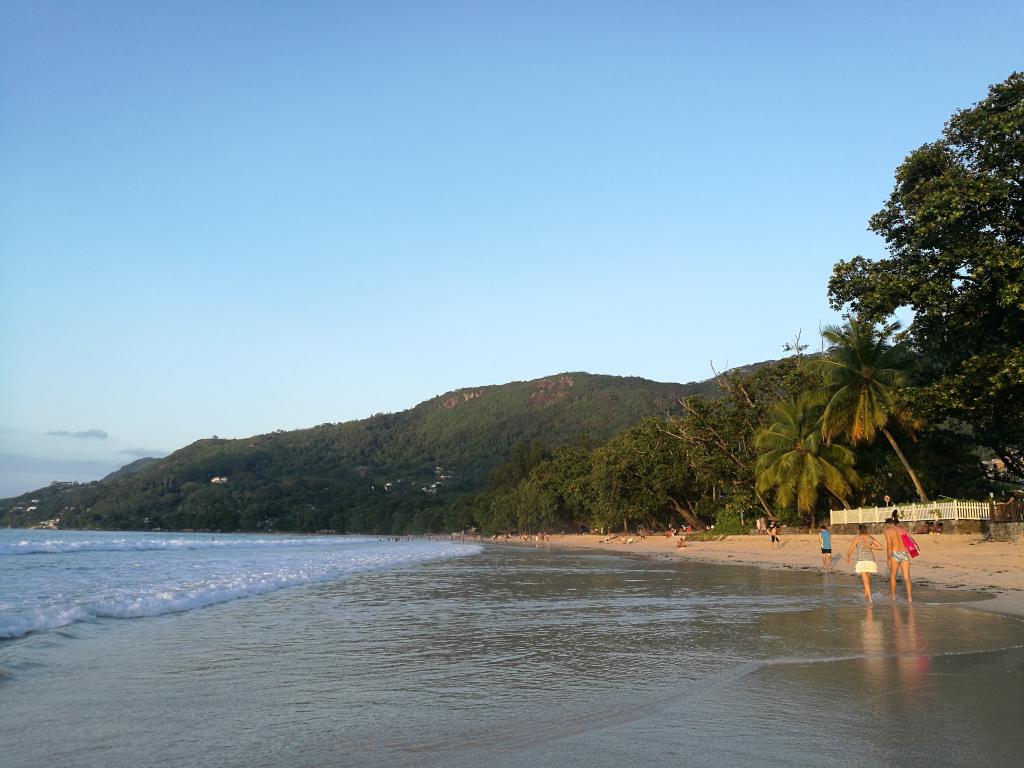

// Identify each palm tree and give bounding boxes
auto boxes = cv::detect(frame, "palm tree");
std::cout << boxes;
[754,394,859,522]
[816,319,929,502]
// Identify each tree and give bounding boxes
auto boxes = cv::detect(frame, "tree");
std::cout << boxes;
[588,419,703,532]
[815,319,929,501]
[828,72,1024,479]
[542,446,596,531]
[486,489,519,535]
[513,465,564,533]
[443,494,485,534]
[669,359,824,519]
[754,394,859,525]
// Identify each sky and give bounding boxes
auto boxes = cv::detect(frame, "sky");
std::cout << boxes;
[1,1,1022,497]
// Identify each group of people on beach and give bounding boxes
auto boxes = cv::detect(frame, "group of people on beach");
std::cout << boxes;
[839,512,917,603]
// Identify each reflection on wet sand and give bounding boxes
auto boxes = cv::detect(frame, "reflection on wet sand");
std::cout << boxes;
[858,601,931,683]
[892,603,930,684]
[860,604,886,678]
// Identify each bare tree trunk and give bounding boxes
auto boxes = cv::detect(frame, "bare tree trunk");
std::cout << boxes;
[668,400,775,520]
[752,486,774,517]
[828,490,851,510]
[667,495,704,530]
[881,427,929,502]
[820,490,851,529]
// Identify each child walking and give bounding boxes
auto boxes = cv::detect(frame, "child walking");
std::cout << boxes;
[819,524,833,570]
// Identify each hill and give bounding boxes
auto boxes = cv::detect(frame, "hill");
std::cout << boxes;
[2,372,719,534]
[102,457,160,481]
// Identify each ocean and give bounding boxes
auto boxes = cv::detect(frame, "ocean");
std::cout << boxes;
[2,530,1022,767]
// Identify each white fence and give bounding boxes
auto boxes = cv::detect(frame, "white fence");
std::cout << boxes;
[829,500,990,526]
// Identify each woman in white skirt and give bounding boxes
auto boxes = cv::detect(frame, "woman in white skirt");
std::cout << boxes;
[846,523,883,602]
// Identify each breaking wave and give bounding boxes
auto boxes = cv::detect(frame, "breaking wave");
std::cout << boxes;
[0,535,481,639]
[0,535,371,556]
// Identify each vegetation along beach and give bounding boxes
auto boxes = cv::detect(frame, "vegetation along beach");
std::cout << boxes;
[2,5,1023,768]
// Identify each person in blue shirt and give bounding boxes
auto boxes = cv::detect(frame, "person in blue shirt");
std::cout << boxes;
[819,524,833,570]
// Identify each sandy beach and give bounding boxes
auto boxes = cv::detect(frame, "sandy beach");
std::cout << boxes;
[524,531,1024,616]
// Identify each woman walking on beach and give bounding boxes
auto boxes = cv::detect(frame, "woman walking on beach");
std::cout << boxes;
[846,524,883,602]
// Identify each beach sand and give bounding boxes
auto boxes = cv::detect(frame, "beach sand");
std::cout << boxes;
[521,531,1024,616]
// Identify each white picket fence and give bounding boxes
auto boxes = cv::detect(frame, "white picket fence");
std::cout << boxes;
[829,500,990,525]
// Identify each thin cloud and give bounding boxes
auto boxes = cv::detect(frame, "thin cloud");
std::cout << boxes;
[44,429,109,440]
[119,448,166,458]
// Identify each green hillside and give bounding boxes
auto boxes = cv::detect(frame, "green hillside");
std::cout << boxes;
[101,456,160,481]
[2,372,711,534]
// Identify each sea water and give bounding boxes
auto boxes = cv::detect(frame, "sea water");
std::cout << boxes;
[1,533,1022,768]
[0,529,479,640]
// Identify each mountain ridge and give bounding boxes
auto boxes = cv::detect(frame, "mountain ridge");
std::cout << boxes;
[0,367,767,532]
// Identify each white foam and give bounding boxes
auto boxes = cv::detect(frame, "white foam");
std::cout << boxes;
[0,541,482,639]
[0,535,372,556]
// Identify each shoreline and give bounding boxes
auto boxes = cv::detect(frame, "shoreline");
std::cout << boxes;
[502,532,1024,618]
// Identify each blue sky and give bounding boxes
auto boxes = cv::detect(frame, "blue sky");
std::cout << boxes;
[2,1,1022,497]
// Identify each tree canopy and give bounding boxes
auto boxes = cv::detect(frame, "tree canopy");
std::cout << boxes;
[816,319,928,501]
[828,72,1024,479]
[754,393,859,521]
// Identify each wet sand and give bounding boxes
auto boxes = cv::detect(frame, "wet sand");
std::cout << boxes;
[6,541,1024,767]
[518,531,1024,616]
